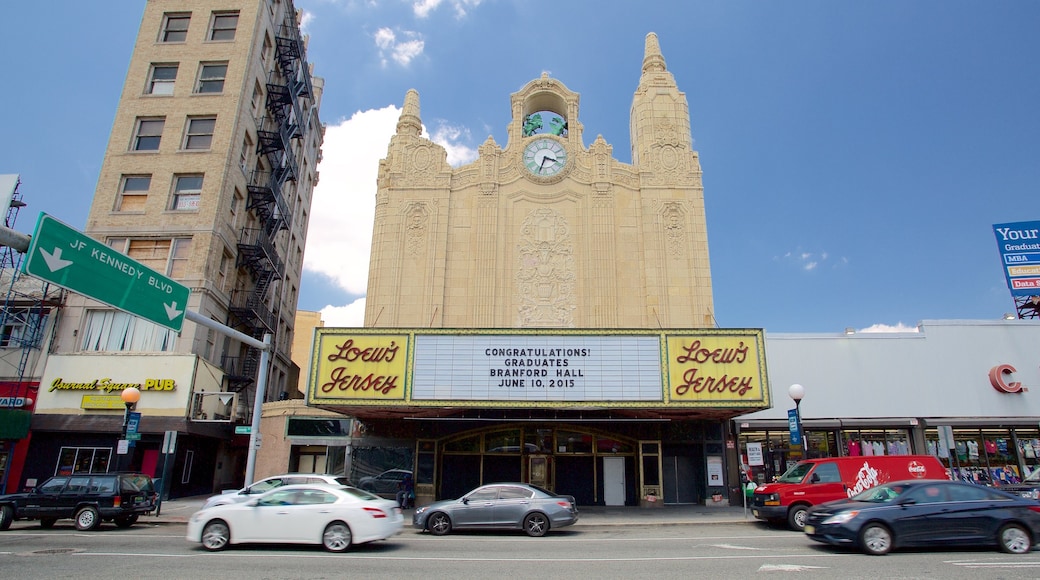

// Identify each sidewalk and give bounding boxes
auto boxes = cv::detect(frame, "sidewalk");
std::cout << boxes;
[148,495,756,526]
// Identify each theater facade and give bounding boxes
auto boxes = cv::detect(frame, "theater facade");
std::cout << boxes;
[301,33,769,506]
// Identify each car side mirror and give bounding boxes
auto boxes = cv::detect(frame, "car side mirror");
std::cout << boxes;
[897,497,916,506]
[246,498,261,507]
[810,473,820,484]
[462,498,469,505]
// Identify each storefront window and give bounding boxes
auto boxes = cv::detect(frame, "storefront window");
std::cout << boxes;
[56,447,111,476]
[443,435,480,453]
[485,430,522,453]
[840,428,911,457]
[556,430,593,453]
[925,427,1026,485]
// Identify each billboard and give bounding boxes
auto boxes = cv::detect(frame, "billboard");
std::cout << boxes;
[993,221,1040,297]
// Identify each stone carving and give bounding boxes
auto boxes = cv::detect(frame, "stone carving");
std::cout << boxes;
[662,202,686,257]
[405,203,429,257]
[516,208,576,327]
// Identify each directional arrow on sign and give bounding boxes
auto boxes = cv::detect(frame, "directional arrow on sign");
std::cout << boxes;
[40,247,73,272]
[23,213,190,332]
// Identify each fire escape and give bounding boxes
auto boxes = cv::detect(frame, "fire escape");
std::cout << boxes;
[223,6,314,394]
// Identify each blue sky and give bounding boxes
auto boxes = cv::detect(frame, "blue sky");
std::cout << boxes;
[2,1,1038,333]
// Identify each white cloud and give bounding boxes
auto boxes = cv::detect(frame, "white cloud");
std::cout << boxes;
[373,27,424,67]
[304,105,479,328]
[858,323,920,333]
[299,10,314,34]
[320,298,367,327]
[413,0,482,18]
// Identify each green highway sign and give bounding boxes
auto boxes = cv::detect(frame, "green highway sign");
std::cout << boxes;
[23,213,189,332]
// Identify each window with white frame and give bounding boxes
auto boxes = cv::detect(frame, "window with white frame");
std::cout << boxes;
[146,64,178,95]
[217,250,231,293]
[168,238,192,278]
[80,310,176,352]
[196,63,227,94]
[183,117,215,150]
[132,118,164,151]
[172,174,203,210]
[160,13,190,42]
[56,447,112,475]
[0,308,48,348]
[208,12,239,41]
[261,34,273,68]
[116,175,150,212]
[230,187,242,227]
[251,80,263,115]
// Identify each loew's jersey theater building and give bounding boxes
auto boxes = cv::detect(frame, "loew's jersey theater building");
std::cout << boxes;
[304,34,771,506]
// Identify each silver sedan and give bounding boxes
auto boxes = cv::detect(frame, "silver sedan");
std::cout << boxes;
[413,482,578,537]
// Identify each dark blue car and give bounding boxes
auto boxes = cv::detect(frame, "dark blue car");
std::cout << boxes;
[804,479,1040,555]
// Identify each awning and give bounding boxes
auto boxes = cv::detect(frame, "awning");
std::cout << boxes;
[0,409,31,440]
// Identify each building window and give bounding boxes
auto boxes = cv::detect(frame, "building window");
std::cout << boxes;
[160,13,190,42]
[116,175,150,212]
[209,12,239,41]
[132,118,164,151]
[261,34,273,68]
[240,134,253,173]
[251,80,263,115]
[183,117,215,150]
[0,308,48,348]
[146,64,178,95]
[217,250,231,293]
[126,239,172,272]
[81,310,176,352]
[168,238,192,278]
[196,63,228,94]
[56,448,111,476]
[230,187,242,226]
[172,174,203,210]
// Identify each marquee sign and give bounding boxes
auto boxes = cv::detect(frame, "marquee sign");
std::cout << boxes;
[309,328,770,410]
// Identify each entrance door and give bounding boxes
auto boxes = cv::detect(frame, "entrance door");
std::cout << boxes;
[662,454,698,504]
[528,455,550,490]
[603,457,625,506]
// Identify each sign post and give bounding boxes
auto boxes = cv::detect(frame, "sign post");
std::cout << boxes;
[23,213,189,331]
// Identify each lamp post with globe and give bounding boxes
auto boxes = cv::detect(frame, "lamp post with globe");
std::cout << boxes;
[788,383,805,449]
[119,387,141,471]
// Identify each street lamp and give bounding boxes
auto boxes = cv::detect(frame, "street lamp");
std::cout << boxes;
[788,383,805,447]
[119,387,141,471]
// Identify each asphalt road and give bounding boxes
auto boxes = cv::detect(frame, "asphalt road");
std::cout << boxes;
[2,520,1040,579]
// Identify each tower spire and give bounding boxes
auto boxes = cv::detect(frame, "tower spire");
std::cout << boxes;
[396,89,422,137]
[642,32,667,74]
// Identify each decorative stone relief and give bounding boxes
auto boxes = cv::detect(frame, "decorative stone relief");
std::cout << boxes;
[661,202,686,257]
[515,208,576,327]
[404,203,429,257]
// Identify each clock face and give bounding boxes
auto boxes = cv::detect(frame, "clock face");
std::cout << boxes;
[523,138,568,177]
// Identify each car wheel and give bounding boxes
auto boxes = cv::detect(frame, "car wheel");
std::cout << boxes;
[39,518,57,529]
[0,505,12,531]
[998,523,1032,554]
[787,505,808,531]
[201,520,230,551]
[859,522,893,555]
[114,514,139,528]
[74,506,101,531]
[523,512,549,537]
[428,512,452,536]
[322,521,353,552]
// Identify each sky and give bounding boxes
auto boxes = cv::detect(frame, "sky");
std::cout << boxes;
[2,1,1039,334]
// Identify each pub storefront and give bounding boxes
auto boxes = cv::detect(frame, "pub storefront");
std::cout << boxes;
[308,328,772,507]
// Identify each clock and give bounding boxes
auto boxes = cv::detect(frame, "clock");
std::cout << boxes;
[522,138,568,177]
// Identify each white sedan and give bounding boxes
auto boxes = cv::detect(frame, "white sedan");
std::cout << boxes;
[187,484,403,552]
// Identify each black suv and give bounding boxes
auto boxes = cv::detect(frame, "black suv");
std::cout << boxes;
[0,473,156,531]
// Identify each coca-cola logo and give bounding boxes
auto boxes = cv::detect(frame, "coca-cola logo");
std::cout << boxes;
[908,461,927,478]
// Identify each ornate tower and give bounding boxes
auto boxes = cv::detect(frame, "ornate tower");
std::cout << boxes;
[365,33,714,329]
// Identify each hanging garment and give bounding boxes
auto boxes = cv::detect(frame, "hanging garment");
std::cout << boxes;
[967,440,979,460]
[847,439,861,456]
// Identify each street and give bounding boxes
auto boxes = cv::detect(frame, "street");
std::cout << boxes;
[2,520,1040,579]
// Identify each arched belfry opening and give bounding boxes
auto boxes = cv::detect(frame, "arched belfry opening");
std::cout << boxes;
[508,73,583,149]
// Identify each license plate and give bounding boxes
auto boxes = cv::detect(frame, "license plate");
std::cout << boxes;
[804,524,815,535]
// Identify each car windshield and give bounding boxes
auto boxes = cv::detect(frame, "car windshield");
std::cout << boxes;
[340,486,382,501]
[849,483,913,503]
[776,462,814,483]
